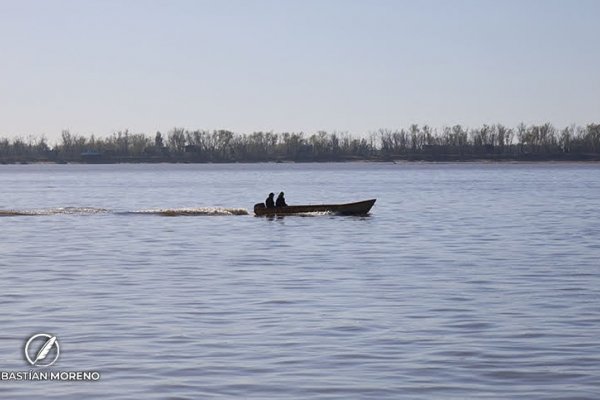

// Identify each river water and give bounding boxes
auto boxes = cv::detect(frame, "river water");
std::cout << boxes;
[1,163,599,399]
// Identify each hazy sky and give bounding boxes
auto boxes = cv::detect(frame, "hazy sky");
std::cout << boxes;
[1,0,599,141]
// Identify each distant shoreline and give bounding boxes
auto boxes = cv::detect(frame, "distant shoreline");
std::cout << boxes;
[3,123,600,164]
[3,156,600,165]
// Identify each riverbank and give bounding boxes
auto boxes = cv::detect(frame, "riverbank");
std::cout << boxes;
[2,123,599,164]
[2,153,600,164]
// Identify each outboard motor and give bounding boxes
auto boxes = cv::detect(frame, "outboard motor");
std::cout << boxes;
[253,203,266,214]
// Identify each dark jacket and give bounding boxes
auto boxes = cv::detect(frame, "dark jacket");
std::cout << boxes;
[276,194,287,207]
[265,195,275,208]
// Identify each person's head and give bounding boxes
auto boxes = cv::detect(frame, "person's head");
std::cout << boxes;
[278,192,284,197]
[268,192,274,197]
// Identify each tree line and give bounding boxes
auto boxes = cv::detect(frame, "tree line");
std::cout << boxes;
[1,123,600,163]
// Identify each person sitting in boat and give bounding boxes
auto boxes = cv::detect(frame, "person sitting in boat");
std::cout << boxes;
[276,192,287,207]
[265,193,275,208]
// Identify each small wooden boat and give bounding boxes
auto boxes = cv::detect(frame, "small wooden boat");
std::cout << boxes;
[254,199,376,216]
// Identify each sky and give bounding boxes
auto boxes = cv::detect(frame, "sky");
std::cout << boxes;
[1,0,599,141]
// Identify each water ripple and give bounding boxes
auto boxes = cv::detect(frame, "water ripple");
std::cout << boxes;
[1,163,599,399]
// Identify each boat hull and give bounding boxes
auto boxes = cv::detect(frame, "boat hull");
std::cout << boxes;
[254,199,376,216]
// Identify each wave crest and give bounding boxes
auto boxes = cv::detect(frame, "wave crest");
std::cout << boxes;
[130,207,249,216]
[1,206,249,217]
[0,207,110,216]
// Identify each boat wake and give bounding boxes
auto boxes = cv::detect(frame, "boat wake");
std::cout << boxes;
[125,207,249,216]
[1,206,248,217]
[0,207,110,217]
[295,211,335,216]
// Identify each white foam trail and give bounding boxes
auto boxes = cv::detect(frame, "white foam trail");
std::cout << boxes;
[289,211,335,216]
[48,207,111,215]
[131,207,249,216]
[0,207,110,216]
[1,206,249,217]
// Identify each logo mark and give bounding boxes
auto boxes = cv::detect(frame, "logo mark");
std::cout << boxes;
[24,334,60,367]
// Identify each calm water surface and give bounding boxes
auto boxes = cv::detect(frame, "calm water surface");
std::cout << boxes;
[1,163,599,399]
